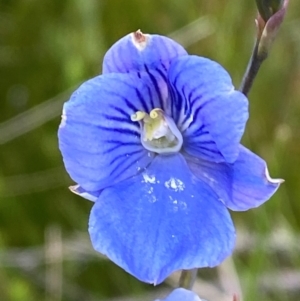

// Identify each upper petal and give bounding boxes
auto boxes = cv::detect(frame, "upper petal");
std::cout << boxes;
[89,153,235,284]
[102,31,187,74]
[185,145,282,211]
[58,72,168,192]
[155,288,203,301]
[168,55,248,163]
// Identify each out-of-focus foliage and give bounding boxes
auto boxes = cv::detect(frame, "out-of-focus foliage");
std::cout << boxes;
[0,0,299,301]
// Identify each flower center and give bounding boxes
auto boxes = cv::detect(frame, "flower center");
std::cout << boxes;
[131,108,183,154]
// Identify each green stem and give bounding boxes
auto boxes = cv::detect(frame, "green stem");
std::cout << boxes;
[178,269,198,290]
[239,39,267,96]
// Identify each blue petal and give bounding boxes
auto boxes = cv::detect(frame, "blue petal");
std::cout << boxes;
[156,288,202,301]
[168,55,248,163]
[58,72,171,192]
[89,153,235,284]
[185,145,283,211]
[102,31,187,74]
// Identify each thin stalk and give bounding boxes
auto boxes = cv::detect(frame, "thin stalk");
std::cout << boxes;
[239,39,267,96]
[178,269,198,290]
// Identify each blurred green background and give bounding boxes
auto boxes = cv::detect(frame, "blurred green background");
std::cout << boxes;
[0,0,299,301]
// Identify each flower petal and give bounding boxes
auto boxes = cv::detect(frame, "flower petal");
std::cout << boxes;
[102,31,187,74]
[89,153,235,284]
[58,72,171,192]
[156,288,202,301]
[185,145,282,211]
[168,55,248,163]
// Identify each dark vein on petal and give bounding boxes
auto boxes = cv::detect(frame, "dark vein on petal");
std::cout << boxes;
[167,82,178,122]
[168,83,181,123]
[181,84,190,114]
[197,140,216,145]
[103,139,140,145]
[103,142,140,154]
[186,143,221,155]
[112,78,148,112]
[144,65,164,109]
[175,89,184,119]
[109,149,144,175]
[146,85,155,110]
[172,71,181,92]
[155,67,168,83]
[191,125,206,136]
[170,58,190,88]
[155,67,169,111]
[96,125,140,136]
[190,94,204,108]
[161,62,168,72]
[187,100,209,129]
[110,149,143,167]
[134,87,149,112]
[101,114,130,123]
[109,91,139,113]
[188,85,205,107]
[170,76,185,115]
[108,105,129,118]
[111,152,147,180]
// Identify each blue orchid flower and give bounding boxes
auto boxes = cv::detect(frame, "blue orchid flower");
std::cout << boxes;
[58,30,282,284]
[155,288,203,301]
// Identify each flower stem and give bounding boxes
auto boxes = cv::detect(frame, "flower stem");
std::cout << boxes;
[239,39,267,96]
[178,269,198,290]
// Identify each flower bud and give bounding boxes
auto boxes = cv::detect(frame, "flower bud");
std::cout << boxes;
[255,0,284,21]
[256,0,289,58]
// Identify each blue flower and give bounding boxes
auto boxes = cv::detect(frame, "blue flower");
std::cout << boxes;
[155,288,203,301]
[58,30,282,284]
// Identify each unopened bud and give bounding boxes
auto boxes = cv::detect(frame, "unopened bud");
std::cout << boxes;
[256,0,289,58]
[255,0,284,22]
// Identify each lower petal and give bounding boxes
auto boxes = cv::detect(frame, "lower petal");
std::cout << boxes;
[185,145,283,211]
[89,153,235,284]
[156,288,202,301]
